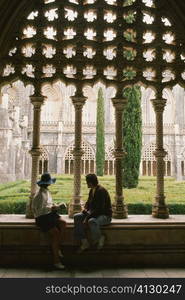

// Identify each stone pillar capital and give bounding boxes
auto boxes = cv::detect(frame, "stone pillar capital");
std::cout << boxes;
[113,150,126,159]
[71,96,87,108]
[151,98,167,113]
[29,148,42,156]
[111,97,128,111]
[153,149,167,158]
[30,96,45,107]
[72,148,84,157]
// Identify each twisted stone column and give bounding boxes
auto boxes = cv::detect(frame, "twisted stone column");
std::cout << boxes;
[151,98,169,218]
[68,95,87,217]
[26,96,44,218]
[112,97,128,219]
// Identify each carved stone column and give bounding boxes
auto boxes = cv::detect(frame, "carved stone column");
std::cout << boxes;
[112,97,128,219]
[26,96,44,218]
[68,95,87,217]
[176,155,183,181]
[151,98,169,218]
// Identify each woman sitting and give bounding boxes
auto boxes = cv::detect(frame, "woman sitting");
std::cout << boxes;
[32,173,66,270]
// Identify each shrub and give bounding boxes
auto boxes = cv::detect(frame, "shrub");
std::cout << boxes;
[0,200,27,214]
[0,200,184,215]
[128,203,185,215]
[128,203,152,214]
[0,181,25,192]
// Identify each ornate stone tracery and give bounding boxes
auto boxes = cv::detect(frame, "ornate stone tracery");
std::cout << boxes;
[39,147,49,174]
[1,0,184,88]
[0,0,184,218]
[142,143,172,176]
[64,140,95,174]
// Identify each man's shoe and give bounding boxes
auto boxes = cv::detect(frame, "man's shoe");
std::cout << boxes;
[53,262,65,270]
[77,239,90,253]
[97,235,105,250]
[58,250,64,258]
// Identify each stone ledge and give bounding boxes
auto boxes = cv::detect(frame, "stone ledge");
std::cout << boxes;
[0,214,185,224]
[0,215,185,267]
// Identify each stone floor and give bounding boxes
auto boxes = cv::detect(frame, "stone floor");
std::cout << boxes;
[0,267,185,278]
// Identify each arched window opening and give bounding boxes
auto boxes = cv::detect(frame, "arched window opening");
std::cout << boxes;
[64,144,74,174]
[105,146,115,175]
[64,141,95,174]
[180,149,185,177]
[142,143,171,176]
[39,148,49,174]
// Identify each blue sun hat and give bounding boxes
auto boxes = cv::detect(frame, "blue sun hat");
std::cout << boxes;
[37,173,56,186]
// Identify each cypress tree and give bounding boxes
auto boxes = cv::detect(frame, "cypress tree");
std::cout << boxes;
[122,86,142,188]
[96,87,105,176]
[121,2,142,188]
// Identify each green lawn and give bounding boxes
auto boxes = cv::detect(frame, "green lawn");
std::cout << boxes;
[0,175,185,204]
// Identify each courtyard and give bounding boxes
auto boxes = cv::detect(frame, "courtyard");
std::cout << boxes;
[0,176,185,214]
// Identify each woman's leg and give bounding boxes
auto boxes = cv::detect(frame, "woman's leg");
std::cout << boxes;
[57,218,66,243]
[48,227,61,264]
[56,218,66,256]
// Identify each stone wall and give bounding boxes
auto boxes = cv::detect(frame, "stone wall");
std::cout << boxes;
[0,215,185,267]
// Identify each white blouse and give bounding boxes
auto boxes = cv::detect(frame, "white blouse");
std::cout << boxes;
[32,187,53,218]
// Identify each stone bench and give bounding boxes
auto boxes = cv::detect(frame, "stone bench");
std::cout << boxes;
[0,214,185,267]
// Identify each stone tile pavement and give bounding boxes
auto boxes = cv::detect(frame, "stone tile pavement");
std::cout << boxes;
[0,267,185,278]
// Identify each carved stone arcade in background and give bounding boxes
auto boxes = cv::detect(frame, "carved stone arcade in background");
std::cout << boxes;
[1,81,185,181]
[0,0,185,219]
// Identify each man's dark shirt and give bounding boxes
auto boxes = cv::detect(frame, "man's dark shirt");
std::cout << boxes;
[84,184,112,218]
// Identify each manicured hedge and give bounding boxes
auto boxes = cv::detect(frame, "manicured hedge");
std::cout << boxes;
[128,203,185,214]
[0,182,25,192]
[0,200,185,215]
[0,200,27,214]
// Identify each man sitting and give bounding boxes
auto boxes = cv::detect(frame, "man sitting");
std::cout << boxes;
[74,173,112,253]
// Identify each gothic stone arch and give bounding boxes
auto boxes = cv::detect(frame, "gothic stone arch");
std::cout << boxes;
[39,147,49,174]
[142,142,172,177]
[64,140,95,174]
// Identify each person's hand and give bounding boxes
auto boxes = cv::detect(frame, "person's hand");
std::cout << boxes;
[83,217,89,226]
[59,202,67,209]
[51,205,58,212]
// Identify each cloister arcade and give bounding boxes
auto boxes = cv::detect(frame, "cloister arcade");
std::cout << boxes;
[0,0,185,220]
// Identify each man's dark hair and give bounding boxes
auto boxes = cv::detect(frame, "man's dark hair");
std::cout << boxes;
[86,173,99,186]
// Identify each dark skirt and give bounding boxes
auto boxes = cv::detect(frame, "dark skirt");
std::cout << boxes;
[35,212,61,232]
